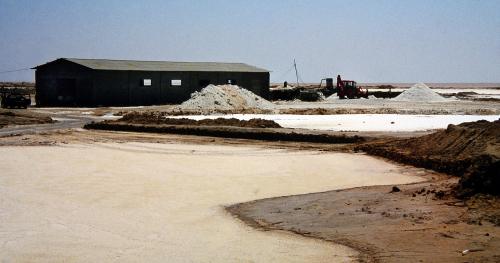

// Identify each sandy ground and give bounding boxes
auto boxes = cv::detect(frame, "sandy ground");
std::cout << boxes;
[171,114,500,132]
[0,141,427,262]
[228,177,500,262]
[0,109,54,128]
[341,83,500,89]
[0,92,497,262]
[366,88,500,94]
[276,99,500,115]
[25,93,499,117]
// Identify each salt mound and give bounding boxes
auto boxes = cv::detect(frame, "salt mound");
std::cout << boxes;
[179,84,274,110]
[325,93,339,101]
[271,84,295,90]
[393,83,447,102]
[325,93,379,101]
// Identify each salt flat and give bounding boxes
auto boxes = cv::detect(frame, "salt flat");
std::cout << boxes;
[174,114,500,132]
[0,142,425,262]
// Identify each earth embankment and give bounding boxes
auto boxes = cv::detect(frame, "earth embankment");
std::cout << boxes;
[356,119,499,196]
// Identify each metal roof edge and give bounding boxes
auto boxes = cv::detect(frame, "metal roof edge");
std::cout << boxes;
[34,58,269,72]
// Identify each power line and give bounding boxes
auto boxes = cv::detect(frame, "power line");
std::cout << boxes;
[276,64,296,81]
[0,68,31,74]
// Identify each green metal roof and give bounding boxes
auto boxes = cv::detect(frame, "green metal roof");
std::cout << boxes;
[36,58,269,73]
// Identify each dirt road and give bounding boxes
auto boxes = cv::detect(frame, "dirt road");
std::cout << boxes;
[0,117,84,137]
[0,142,425,262]
[0,111,118,137]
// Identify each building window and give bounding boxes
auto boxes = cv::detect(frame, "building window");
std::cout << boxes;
[171,79,182,86]
[227,79,237,85]
[143,79,152,86]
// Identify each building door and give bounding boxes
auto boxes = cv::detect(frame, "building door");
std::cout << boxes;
[56,78,77,106]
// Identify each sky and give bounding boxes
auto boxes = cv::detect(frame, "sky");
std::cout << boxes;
[0,0,499,83]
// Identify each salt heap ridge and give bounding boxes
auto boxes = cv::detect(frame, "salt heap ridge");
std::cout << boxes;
[393,83,448,102]
[179,84,274,110]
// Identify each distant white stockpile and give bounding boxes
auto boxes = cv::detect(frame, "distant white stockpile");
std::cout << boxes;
[325,93,377,101]
[179,84,274,110]
[325,93,339,101]
[393,83,448,102]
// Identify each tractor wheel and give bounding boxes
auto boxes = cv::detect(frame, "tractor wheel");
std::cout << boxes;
[345,89,354,99]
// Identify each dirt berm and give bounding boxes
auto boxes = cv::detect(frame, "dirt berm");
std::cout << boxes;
[356,119,500,196]
[0,109,54,128]
[85,113,365,144]
[120,112,282,128]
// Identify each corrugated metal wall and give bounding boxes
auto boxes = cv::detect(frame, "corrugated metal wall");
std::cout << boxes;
[35,60,270,107]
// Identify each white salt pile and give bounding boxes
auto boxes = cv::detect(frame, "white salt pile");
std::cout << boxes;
[325,93,377,101]
[179,84,274,110]
[393,83,448,102]
[325,93,339,101]
[271,84,296,90]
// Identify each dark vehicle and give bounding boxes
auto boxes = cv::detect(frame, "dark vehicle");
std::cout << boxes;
[298,89,323,101]
[0,92,31,109]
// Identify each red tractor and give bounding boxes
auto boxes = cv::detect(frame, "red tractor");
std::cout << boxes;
[336,75,368,99]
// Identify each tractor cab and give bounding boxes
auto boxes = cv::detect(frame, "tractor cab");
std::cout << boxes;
[336,75,368,99]
[342,80,357,90]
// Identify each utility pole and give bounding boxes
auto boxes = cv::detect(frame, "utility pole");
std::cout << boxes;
[293,59,300,87]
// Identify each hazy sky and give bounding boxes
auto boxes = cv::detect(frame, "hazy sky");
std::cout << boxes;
[1,0,499,83]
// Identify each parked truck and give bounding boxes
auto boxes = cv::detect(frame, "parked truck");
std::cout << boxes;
[0,91,31,109]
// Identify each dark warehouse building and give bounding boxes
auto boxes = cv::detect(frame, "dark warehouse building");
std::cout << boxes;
[33,58,270,106]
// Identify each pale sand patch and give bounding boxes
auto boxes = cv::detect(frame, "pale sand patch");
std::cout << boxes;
[0,142,425,262]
